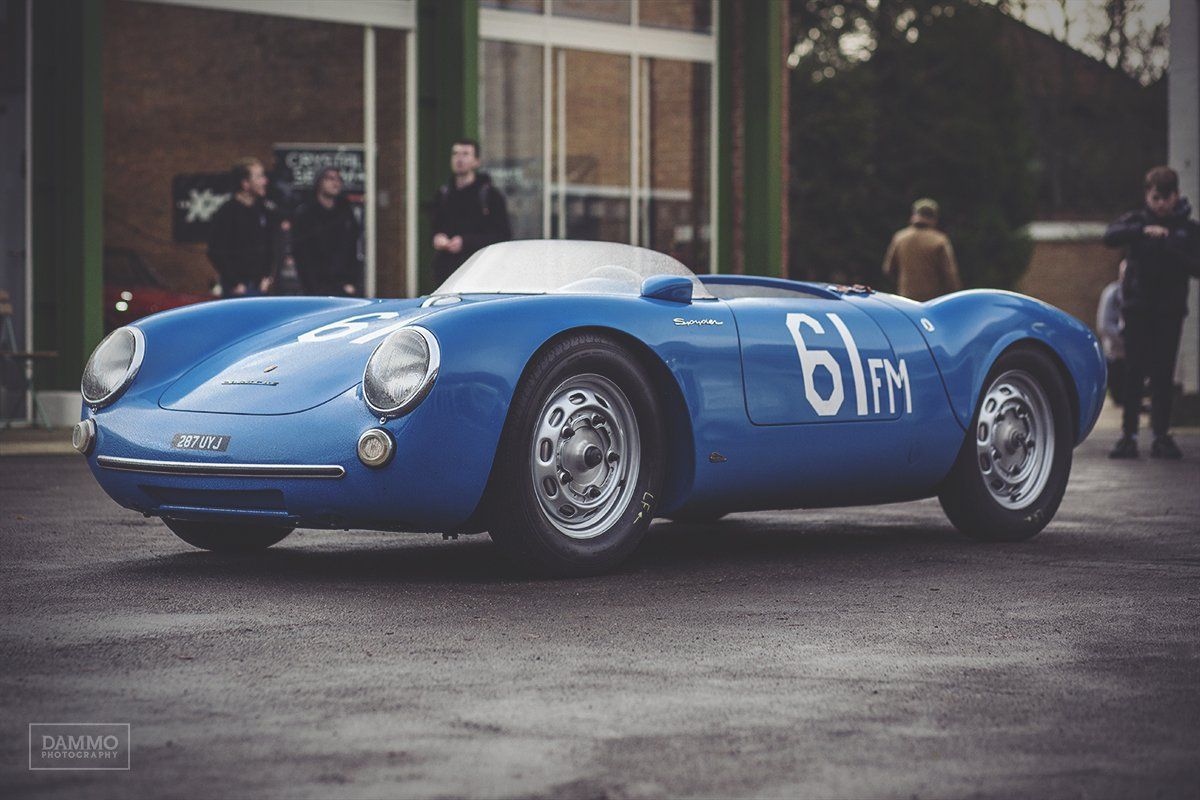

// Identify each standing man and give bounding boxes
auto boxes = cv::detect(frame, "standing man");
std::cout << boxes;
[430,138,511,285]
[1105,166,1200,460]
[292,167,362,296]
[207,157,276,296]
[882,198,963,302]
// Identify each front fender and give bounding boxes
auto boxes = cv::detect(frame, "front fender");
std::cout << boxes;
[879,290,1106,444]
[416,294,743,519]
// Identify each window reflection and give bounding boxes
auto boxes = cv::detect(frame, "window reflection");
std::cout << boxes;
[553,49,630,242]
[480,40,544,240]
[639,58,710,272]
[553,0,631,24]
[638,0,712,33]
[481,0,544,12]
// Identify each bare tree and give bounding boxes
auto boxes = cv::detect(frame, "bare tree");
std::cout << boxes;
[1093,0,1167,84]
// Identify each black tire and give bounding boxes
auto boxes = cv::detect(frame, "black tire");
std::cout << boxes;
[164,519,294,553]
[938,346,1074,542]
[487,333,665,576]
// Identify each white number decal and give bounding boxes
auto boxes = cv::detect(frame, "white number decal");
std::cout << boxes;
[297,312,399,343]
[786,312,911,417]
[785,313,844,416]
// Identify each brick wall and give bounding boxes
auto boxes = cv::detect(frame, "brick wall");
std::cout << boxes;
[102,0,408,296]
[1017,239,1122,331]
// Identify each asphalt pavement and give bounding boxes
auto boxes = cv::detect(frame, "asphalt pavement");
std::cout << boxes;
[1,426,1198,799]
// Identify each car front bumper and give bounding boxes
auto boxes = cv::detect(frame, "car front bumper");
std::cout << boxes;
[82,385,498,532]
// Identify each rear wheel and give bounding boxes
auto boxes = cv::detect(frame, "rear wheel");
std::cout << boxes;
[487,334,665,576]
[938,347,1073,542]
[164,519,294,553]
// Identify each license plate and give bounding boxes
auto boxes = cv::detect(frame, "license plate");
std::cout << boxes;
[171,433,231,452]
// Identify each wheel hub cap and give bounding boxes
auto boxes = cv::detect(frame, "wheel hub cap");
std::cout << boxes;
[531,374,640,539]
[974,369,1055,510]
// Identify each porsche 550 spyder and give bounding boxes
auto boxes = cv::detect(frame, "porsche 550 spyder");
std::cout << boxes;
[75,240,1105,575]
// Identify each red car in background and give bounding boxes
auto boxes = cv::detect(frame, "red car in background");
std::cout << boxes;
[104,247,211,333]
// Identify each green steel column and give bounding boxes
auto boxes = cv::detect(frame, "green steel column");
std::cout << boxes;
[416,0,479,295]
[717,0,735,274]
[741,0,784,277]
[31,0,104,390]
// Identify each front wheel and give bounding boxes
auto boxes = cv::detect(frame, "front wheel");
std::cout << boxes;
[164,519,294,552]
[938,347,1074,542]
[486,334,665,576]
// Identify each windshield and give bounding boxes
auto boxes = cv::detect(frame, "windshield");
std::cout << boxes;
[433,240,714,299]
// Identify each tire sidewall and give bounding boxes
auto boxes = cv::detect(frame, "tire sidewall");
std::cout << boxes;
[946,347,1074,540]
[493,336,665,573]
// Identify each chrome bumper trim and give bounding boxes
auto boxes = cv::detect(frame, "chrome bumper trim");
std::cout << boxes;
[96,456,345,479]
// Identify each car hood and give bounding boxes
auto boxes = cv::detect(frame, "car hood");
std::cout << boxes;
[158,301,437,415]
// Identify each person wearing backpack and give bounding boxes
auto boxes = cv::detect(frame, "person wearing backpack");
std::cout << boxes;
[1105,166,1200,460]
[430,138,512,285]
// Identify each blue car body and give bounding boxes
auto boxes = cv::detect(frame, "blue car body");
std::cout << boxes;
[81,257,1105,533]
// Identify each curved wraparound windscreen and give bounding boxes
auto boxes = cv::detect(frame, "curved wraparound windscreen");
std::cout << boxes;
[432,240,714,299]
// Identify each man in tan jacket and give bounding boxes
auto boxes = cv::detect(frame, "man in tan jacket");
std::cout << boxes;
[882,199,963,301]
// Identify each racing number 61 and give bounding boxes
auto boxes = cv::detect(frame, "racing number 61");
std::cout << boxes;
[786,312,911,418]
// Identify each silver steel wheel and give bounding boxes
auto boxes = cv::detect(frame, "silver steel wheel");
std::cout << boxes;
[529,373,641,540]
[974,369,1056,510]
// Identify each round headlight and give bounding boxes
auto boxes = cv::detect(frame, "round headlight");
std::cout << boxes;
[81,327,145,407]
[362,326,440,417]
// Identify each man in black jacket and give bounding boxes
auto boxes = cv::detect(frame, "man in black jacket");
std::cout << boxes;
[1104,166,1200,459]
[292,167,362,296]
[207,157,276,296]
[430,139,511,285]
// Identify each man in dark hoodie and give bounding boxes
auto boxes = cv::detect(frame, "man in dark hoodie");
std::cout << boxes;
[292,167,362,296]
[430,138,511,285]
[1104,166,1200,460]
[208,157,276,296]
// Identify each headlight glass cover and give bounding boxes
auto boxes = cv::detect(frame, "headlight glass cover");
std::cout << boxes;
[81,327,144,406]
[363,327,439,416]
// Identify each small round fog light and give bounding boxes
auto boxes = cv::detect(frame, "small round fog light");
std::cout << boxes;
[357,428,394,468]
[72,418,96,455]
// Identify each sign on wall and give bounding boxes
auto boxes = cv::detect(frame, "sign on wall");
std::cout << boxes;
[170,144,365,243]
[271,144,365,210]
[171,173,233,243]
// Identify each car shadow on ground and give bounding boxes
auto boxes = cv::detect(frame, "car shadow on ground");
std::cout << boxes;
[101,513,987,589]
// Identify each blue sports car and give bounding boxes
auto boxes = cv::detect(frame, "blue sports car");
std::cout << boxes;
[75,240,1106,575]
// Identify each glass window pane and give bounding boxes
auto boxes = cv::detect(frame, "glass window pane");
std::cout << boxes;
[639,58,710,272]
[553,0,631,24]
[553,49,630,242]
[638,0,712,33]
[480,0,544,12]
[480,40,544,240]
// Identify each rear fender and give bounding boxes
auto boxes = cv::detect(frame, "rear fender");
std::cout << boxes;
[882,290,1106,444]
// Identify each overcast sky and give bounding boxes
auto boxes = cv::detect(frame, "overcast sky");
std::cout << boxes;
[1014,0,1170,77]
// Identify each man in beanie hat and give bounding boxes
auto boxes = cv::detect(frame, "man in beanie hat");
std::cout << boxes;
[882,198,963,302]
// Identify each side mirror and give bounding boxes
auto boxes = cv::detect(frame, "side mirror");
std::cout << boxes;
[640,275,694,304]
